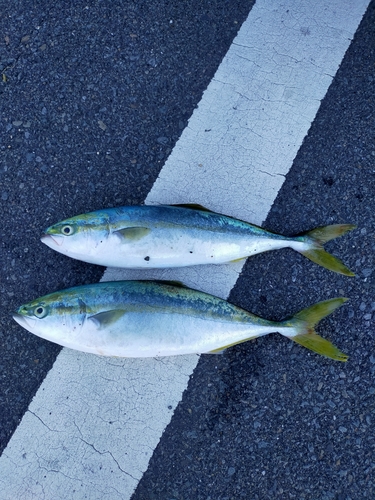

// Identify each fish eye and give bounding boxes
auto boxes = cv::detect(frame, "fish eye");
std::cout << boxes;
[34,305,48,318]
[61,225,74,236]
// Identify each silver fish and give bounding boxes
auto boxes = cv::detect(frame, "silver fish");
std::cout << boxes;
[41,205,355,275]
[13,281,348,361]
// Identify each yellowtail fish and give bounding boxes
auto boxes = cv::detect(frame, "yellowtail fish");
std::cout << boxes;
[41,205,355,276]
[13,281,348,361]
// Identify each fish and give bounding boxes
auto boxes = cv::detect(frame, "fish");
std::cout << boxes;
[13,280,348,361]
[41,204,356,276]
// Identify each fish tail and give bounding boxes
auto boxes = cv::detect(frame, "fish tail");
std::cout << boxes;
[299,224,356,276]
[281,297,349,361]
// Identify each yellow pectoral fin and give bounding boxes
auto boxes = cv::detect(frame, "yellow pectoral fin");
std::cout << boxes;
[114,227,151,242]
[88,310,127,329]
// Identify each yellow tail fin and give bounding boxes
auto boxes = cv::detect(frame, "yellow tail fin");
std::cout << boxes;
[300,224,356,276]
[282,297,349,361]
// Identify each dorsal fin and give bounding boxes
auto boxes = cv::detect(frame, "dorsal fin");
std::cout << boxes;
[143,279,189,289]
[171,203,214,213]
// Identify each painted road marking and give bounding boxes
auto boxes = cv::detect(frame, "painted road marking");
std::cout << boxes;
[0,1,369,499]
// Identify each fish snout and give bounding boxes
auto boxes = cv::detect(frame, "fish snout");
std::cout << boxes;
[41,233,64,247]
[13,312,36,331]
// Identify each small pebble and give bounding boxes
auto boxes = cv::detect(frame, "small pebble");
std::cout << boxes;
[227,467,236,476]
[362,268,372,278]
[157,136,168,144]
[147,57,157,67]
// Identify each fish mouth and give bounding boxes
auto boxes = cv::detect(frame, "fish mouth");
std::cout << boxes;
[41,234,64,247]
[13,313,37,332]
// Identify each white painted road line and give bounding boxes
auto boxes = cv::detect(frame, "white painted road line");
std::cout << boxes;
[0,1,369,499]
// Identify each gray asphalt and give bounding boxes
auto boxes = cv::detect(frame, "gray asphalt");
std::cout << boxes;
[1,1,374,499]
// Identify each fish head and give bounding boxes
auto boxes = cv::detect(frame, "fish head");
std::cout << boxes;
[13,289,88,346]
[41,211,110,261]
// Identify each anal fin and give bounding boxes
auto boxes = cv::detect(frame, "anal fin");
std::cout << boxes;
[207,337,256,354]
[230,257,247,264]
